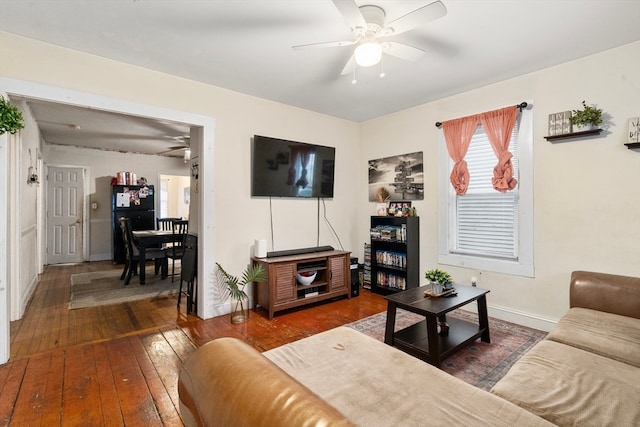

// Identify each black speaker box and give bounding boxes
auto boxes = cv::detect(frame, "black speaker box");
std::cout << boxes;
[350,257,359,297]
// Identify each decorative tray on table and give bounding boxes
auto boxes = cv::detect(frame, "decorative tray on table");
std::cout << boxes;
[424,287,456,298]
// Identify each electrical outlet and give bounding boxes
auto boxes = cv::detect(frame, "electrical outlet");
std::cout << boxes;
[470,276,477,287]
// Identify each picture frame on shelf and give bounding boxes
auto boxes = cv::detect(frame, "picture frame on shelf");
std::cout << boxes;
[389,201,411,216]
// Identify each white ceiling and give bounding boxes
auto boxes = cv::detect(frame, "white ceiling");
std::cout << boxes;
[1,0,639,154]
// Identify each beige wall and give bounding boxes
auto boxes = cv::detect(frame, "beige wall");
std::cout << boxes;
[12,101,43,319]
[359,41,640,328]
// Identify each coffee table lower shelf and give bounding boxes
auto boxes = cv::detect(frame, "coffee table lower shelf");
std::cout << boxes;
[393,317,486,365]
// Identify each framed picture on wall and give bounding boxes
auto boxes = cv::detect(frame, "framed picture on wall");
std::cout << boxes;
[368,151,424,202]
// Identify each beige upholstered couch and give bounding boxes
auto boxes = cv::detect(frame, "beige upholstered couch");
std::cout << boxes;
[491,270,640,426]
[178,270,639,427]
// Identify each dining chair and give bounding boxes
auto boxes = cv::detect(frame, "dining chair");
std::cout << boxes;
[156,217,179,231]
[168,219,189,282]
[119,217,168,286]
[178,233,197,313]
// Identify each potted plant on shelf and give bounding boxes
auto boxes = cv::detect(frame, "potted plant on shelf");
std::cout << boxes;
[425,268,453,294]
[570,100,603,132]
[0,95,25,135]
[216,262,266,324]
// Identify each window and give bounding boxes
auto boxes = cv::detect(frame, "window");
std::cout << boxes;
[438,105,534,277]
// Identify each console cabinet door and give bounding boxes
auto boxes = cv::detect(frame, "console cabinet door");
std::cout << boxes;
[328,255,348,292]
[274,262,296,303]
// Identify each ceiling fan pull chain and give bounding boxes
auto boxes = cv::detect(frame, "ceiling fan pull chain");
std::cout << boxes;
[352,67,357,85]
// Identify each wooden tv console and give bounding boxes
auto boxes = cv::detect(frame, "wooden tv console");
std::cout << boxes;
[252,250,351,319]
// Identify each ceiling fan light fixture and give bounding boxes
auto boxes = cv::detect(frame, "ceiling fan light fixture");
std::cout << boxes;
[354,41,382,67]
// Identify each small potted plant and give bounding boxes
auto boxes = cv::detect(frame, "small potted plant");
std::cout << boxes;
[216,262,266,324]
[570,100,603,132]
[0,95,25,135]
[425,268,453,294]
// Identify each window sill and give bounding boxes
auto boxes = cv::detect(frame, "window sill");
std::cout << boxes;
[438,252,534,278]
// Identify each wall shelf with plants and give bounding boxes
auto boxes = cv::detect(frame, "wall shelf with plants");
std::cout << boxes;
[544,100,603,142]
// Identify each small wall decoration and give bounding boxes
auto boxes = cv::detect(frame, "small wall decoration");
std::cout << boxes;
[191,156,199,193]
[629,117,640,143]
[368,151,424,201]
[184,186,190,204]
[547,111,572,136]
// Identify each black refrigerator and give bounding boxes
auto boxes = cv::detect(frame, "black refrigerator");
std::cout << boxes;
[112,185,156,264]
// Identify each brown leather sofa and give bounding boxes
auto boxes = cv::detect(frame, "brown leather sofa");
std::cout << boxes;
[179,270,640,427]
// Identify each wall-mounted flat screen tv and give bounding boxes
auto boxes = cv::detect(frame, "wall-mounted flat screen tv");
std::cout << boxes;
[251,135,335,198]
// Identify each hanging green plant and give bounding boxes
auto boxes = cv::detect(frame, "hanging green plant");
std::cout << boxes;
[0,95,25,135]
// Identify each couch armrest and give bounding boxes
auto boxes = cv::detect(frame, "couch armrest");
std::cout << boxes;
[178,337,355,427]
[570,271,640,319]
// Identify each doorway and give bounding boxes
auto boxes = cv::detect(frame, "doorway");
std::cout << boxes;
[0,76,216,365]
[46,166,86,264]
[159,174,190,220]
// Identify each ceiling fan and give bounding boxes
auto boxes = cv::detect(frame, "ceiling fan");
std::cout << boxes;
[159,135,191,161]
[293,0,447,76]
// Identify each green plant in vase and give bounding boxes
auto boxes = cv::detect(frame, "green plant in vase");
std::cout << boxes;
[216,262,266,324]
[570,100,603,131]
[425,268,453,292]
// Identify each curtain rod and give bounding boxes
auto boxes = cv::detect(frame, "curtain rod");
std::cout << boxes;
[434,102,529,128]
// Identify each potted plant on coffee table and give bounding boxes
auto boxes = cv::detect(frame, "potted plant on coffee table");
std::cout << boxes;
[570,100,603,132]
[216,262,266,324]
[425,268,453,295]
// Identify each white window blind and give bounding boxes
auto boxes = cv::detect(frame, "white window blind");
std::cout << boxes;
[451,119,520,259]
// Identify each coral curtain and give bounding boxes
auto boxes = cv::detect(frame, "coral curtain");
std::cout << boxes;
[480,106,518,192]
[442,115,479,195]
[286,146,312,188]
[295,148,312,189]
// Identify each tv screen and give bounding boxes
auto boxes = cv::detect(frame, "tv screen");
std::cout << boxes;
[251,135,335,198]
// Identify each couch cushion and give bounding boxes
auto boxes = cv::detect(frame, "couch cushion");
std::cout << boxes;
[491,340,640,427]
[546,307,640,367]
[264,326,553,427]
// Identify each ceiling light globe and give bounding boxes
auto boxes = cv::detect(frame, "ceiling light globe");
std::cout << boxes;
[354,42,382,67]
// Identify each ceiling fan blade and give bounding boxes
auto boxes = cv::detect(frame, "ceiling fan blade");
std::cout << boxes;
[383,42,425,62]
[158,146,187,155]
[384,0,447,36]
[332,0,366,29]
[293,40,356,50]
[340,55,356,75]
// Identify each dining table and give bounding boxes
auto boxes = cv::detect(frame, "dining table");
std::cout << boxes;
[131,229,182,284]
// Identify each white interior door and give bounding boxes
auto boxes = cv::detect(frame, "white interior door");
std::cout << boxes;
[46,166,85,264]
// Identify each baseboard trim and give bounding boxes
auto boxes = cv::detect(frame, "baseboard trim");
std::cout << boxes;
[463,303,557,332]
[89,253,112,262]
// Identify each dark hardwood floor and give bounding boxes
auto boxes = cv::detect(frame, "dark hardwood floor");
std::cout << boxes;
[2,261,386,426]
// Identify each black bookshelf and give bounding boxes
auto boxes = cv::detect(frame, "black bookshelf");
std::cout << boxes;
[369,216,419,294]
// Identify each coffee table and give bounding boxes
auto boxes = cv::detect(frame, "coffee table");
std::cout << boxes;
[384,284,490,367]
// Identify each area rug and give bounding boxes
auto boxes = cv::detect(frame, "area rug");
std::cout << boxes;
[346,308,547,390]
[69,268,180,310]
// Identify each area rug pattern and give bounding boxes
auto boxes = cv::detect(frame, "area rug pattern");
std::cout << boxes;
[69,268,179,309]
[346,308,547,390]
